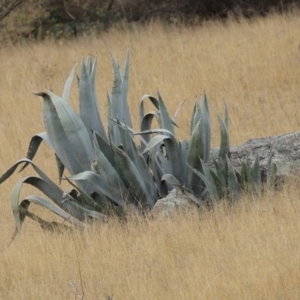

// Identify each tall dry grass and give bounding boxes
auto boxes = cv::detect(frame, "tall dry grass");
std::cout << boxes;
[1,10,300,299]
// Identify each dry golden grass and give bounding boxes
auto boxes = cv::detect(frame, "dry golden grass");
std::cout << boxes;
[1,10,300,299]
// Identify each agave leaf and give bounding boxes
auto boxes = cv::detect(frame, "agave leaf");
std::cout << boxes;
[210,169,225,199]
[107,117,149,149]
[190,100,201,135]
[92,130,117,169]
[11,176,83,231]
[36,91,94,173]
[26,132,51,160]
[136,128,176,139]
[110,53,132,145]
[61,192,106,221]
[217,112,230,160]
[79,57,107,141]
[224,102,229,129]
[156,150,173,176]
[179,140,188,164]
[141,111,160,133]
[140,111,160,149]
[0,159,64,199]
[55,153,65,184]
[68,201,106,220]
[252,153,262,195]
[241,160,252,193]
[69,171,125,208]
[109,54,122,145]
[62,63,77,102]
[120,49,132,128]
[21,196,84,227]
[213,158,226,188]
[118,125,157,203]
[189,163,219,205]
[186,121,204,194]
[141,134,171,155]
[157,92,175,136]
[139,94,159,125]
[226,156,240,199]
[107,92,115,141]
[149,146,167,196]
[92,140,128,198]
[34,92,86,176]
[64,176,119,216]
[200,94,211,163]
[161,138,185,185]
[19,132,51,172]
[64,176,104,210]
[139,130,185,185]
[110,142,154,208]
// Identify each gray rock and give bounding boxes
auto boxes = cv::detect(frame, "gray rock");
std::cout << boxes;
[151,189,198,219]
[213,131,300,178]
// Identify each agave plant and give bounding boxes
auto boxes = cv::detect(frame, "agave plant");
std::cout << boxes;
[0,50,277,237]
[0,51,162,234]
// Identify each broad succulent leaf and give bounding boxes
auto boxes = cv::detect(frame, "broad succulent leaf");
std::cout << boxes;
[92,130,117,169]
[213,158,226,188]
[79,57,107,142]
[157,93,175,136]
[69,171,125,208]
[35,91,92,177]
[139,94,159,126]
[226,156,240,198]
[110,52,132,145]
[186,121,204,194]
[62,63,77,102]
[190,100,201,135]
[140,111,160,148]
[210,170,225,199]
[200,94,211,163]
[141,134,171,155]
[92,139,129,200]
[224,102,229,129]
[19,132,51,172]
[121,50,131,126]
[55,153,65,184]
[11,177,84,231]
[0,158,65,197]
[139,129,185,185]
[118,126,157,204]
[190,163,219,204]
[150,146,168,196]
[217,112,230,160]
[241,159,253,193]
[110,142,155,208]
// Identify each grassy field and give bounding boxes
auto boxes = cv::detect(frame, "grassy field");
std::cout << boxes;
[1,10,300,299]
